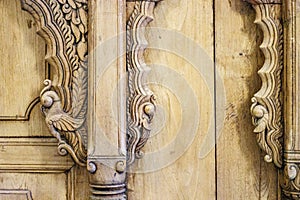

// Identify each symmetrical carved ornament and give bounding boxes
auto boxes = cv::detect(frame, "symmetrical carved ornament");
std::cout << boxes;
[126,0,161,166]
[245,0,283,168]
[20,0,88,166]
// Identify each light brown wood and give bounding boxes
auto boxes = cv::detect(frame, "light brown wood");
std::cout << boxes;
[0,0,89,199]
[0,0,48,137]
[2,0,295,199]
[127,0,216,199]
[216,1,278,199]
[281,0,300,198]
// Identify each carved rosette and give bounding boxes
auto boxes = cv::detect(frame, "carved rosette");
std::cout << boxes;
[20,0,88,166]
[245,0,283,168]
[126,0,161,165]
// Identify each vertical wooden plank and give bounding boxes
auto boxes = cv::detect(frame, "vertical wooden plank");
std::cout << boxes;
[127,0,216,199]
[215,0,278,199]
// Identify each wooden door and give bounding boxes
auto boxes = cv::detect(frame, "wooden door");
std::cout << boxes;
[0,0,284,200]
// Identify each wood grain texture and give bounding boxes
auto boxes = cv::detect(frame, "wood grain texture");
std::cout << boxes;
[0,0,49,137]
[0,173,67,200]
[0,1,90,200]
[0,0,46,120]
[215,1,278,199]
[127,0,215,199]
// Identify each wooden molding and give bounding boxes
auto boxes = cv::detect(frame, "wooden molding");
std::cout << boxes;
[0,190,33,200]
[0,97,39,121]
[245,0,284,168]
[281,0,300,198]
[0,138,74,173]
[20,0,88,166]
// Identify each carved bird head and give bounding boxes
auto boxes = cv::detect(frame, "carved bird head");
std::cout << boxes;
[40,79,61,109]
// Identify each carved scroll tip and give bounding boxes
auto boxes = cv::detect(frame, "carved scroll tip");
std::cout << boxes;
[116,161,126,173]
[135,150,144,159]
[88,161,97,174]
[264,154,273,163]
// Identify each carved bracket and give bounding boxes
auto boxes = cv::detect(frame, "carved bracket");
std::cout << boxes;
[245,0,283,168]
[20,0,88,166]
[126,0,161,165]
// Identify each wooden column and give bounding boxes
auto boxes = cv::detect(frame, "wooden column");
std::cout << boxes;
[281,0,300,198]
[88,0,161,199]
[88,0,127,199]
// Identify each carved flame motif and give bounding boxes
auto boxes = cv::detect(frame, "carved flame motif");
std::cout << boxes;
[126,1,158,165]
[21,0,88,166]
[246,1,283,168]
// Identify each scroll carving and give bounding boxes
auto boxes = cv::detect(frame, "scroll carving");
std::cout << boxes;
[126,0,161,165]
[20,0,88,166]
[282,163,300,198]
[245,0,283,168]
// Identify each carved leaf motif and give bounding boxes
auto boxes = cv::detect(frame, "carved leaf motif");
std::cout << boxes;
[71,22,81,42]
[71,67,88,119]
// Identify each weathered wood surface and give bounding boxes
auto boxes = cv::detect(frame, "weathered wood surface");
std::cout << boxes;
[0,0,280,199]
[0,1,89,199]
[127,0,215,199]
[127,0,278,199]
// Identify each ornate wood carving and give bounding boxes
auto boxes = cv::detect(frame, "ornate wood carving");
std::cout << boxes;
[245,0,283,168]
[281,0,300,198]
[20,0,88,166]
[126,0,161,166]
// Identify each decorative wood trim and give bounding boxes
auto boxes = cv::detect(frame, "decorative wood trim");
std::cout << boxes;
[281,0,300,198]
[126,0,160,166]
[20,0,88,166]
[245,0,284,168]
[0,189,33,200]
[0,97,39,121]
[0,138,74,173]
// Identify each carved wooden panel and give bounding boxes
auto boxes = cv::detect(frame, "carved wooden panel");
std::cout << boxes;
[0,0,46,121]
[0,1,89,200]
[0,1,49,140]
[19,0,88,166]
